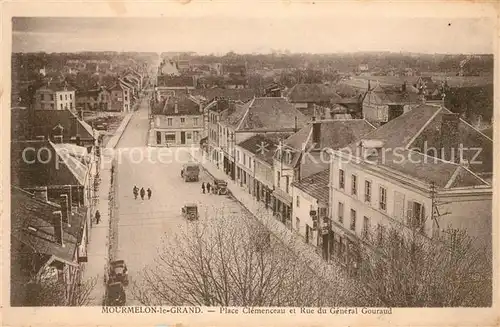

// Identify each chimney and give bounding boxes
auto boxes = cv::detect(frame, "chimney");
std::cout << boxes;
[440,113,460,162]
[60,194,71,226]
[54,135,63,143]
[359,139,385,161]
[33,186,48,202]
[52,210,64,246]
[174,100,179,114]
[312,121,321,148]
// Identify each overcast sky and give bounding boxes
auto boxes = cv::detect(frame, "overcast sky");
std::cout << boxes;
[12,17,494,54]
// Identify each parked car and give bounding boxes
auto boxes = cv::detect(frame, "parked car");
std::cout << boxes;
[104,282,126,306]
[108,260,129,286]
[212,179,228,195]
[181,203,199,220]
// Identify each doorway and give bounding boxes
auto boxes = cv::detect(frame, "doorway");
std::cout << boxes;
[156,131,161,145]
[180,131,186,144]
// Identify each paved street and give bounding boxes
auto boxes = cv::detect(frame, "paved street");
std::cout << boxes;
[114,94,249,305]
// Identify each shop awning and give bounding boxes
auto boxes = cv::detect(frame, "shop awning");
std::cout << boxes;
[272,188,292,205]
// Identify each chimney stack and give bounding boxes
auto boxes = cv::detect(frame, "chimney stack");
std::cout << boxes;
[33,186,48,202]
[174,100,179,114]
[54,135,63,143]
[60,194,71,226]
[53,211,64,246]
[312,121,321,149]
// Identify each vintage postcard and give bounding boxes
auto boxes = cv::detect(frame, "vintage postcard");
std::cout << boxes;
[1,1,499,326]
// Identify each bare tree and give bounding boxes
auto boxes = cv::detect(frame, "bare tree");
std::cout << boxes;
[133,209,366,306]
[357,223,492,307]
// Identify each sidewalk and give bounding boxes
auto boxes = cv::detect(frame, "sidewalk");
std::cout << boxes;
[82,112,133,306]
[189,148,361,301]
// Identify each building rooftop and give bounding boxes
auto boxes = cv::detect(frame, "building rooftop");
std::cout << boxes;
[288,83,343,103]
[291,168,330,204]
[224,97,309,132]
[152,94,201,116]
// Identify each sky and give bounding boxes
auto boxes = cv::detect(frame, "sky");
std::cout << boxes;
[12,16,495,55]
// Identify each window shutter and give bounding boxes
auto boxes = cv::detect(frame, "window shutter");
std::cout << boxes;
[406,200,413,227]
[420,205,426,232]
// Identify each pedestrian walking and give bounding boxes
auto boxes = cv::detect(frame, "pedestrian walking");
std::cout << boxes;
[147,188,152,200]
[140,187,145,200]
[95,210,101,225]
[133,186,138,200]
[201,182,206,194]
[206,182,211,194]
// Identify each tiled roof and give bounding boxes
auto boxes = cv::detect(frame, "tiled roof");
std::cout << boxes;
[152,94,201,116]
[157,75,195,88]
[286,119,375,151]
[364,84,421,105]
[76,89,100,98]
[11,108,95,141]
[225,97,309,132]
[11,187,77,263]
[52,142,89,186]
[237,133,291,165]
[288,84,342,103]
[191,88,258,104]
[341,104,492,188]
[291,168,330,204]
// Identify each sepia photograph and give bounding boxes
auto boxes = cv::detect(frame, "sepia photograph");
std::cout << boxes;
[2,1,498,326]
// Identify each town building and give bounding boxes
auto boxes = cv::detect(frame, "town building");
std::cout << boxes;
[328,104,493,272]
[218,97,309,181]
[11,186,89,306]
[362,81,421,126]
[276,118,374,230]
[76,87,111,111]
[157,75,196,90]
[287,83,343,116]
[108,83,131,112]
[151,93,204,146]
[34,82,76,111]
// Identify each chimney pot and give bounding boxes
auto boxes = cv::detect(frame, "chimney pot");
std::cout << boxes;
[33,186,48,202]
[53,210,64,246]
[54,135,63,143]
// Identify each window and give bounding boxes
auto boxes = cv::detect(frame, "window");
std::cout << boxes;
[364,180,372,203]
[65,94,68,100]
[69,102,73,110]
[249,159,252,169]
[351,174,357,196]
[363,216,370,238]
[379,186,387,211]
[338,202,344,223]
[277,171,281,188]
[60,103,63,110]
[296,217,300,231]
[50,94,54,101]
[243,153,246,165]
[167,118,173,126]
[180,118,185,124]
[60,95,63,101]
[186,132,192,140]
[339,169,345,190]
[193,118,199,126]
[125,96,128,101]
[407,201,425,231]
[70,93,72,100]
[296,196,300,208]
[350,209,356,231]
[165,133,175,143]
[50,103,54,109]
[285,176,289,193]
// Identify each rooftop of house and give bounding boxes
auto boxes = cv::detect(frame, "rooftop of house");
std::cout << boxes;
[190,88,258,104]
[287,83,343,103]
[157,75,195,88]
[340,104,492,188]
[76,89,101,99]
[363,83,421,105]
[223,97,309,132]
[11,108,95,142]
[291,168,330,204]
[151,94,201,116]
[11,186,77,263]
[237,133,292,165]
[285,119,375,151]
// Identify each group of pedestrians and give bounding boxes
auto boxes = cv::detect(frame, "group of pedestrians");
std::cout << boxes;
[201,182,212,194]
[133,185,152,200]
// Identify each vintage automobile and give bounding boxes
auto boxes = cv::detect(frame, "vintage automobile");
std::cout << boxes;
[181,163,200,182]
[104,282,126,306]
[108,260,129,286]
[181,203,199,220]
[212,179,228,195]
